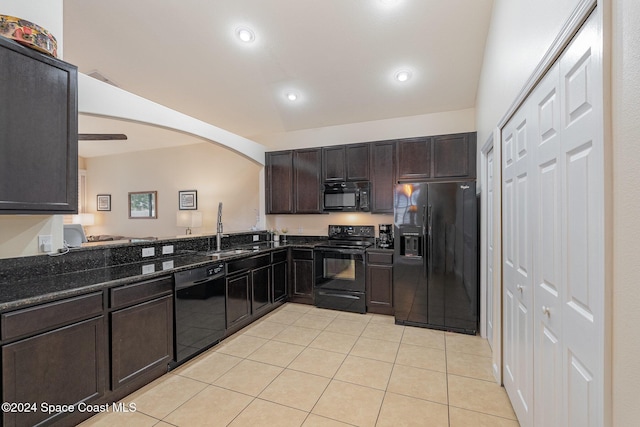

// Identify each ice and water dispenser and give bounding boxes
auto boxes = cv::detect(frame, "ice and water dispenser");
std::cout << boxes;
[398,227,423,257]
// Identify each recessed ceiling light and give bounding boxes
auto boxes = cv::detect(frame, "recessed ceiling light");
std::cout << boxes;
[286,92,298,101]
[394,70,412,82]
[379,0,401,8]
[235,26,255,43]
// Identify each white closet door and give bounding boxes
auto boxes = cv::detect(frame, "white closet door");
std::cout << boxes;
[502,105,534,427]
[532,61,564,427]
[502,9,604,427]
[558,11,604,426]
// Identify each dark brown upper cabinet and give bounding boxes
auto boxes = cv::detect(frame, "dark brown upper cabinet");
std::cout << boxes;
[265,148,322,214]
[0,37,78,214]
[345,144,370,181]
[369,140,396,214]
[432,133,476,179]
[265,151,294,214]
[322,144,369,182]
[396,133,476,182]
[322,146,345,182]
[396,136,432,182]
[293,148,323,213]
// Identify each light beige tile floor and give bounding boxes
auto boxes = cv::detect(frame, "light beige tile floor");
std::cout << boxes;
[80,303,519,427]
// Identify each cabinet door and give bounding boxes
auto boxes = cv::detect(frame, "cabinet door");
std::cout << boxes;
[322,146,346,182]
[226,273,251,328]
[366,264,394,315]
[111,295,173,391]
[272,260,288,303]
[346,143,370,181]
[396,137,432,181]
[2,317,105,427]
[432,133,476,179]
[293,148,323,213]
[0,37,78,214]
[252,265,271,315]
[265,151,294,214]
[290,250,314,304]
[369,140,396,213]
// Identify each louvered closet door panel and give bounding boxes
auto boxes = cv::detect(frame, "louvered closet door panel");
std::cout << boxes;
[559,11,604,427]
[531,61,563,427]
[502,105,534,427]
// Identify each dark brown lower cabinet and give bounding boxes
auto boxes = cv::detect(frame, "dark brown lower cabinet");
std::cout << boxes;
[226,272,251,330]
[111,295,173,391]
[272,250,288,303]
[290,249,315,304]
[251,264,271,316]
[366,250,394,315]
[2,316,106,427]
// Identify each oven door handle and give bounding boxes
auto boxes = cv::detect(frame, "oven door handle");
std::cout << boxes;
[317,291,361,300]
[315,248,366,257]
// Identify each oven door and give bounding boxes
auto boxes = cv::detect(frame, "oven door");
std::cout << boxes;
[314,248,366,313]
[314,248,365,292]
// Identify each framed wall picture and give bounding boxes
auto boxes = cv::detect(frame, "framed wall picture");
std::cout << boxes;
[97,194,111,211]
[179,190,197,210]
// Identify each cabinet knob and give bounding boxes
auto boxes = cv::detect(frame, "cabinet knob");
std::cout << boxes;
[516,284,524,292]
[542,306,551,317]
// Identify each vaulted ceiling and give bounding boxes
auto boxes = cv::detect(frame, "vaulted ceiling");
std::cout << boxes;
[63,0,493,157]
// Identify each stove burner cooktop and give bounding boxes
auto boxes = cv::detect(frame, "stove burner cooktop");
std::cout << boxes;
[316,225,376,251]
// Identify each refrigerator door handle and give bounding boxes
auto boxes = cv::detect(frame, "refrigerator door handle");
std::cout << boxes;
[427,205,433,276]
[421,204,428,235]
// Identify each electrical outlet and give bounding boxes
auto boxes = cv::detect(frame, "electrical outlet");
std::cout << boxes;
[38,235,52,253]
[142,247,155,257]
[162,245,174,255]
[298,226,304,233]
[142,264,155,274]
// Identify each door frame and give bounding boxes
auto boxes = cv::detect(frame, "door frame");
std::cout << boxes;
[480,130,502,384]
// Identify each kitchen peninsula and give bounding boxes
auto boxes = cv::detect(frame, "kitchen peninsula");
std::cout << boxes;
[0,231,326,427]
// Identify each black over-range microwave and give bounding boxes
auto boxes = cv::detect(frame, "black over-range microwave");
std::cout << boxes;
[323,182,370,212]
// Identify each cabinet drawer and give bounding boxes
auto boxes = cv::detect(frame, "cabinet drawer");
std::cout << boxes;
[1,292,103,341]
[271,250,287,264]
[292,249,314,260]
[367,251,393,264]
[227,253,270,275]
[110,276,173,309]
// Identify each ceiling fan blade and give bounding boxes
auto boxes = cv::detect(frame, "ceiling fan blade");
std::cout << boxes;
[78,133,128,141]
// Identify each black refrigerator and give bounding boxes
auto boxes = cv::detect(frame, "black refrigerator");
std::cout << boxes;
[393,181,478,334]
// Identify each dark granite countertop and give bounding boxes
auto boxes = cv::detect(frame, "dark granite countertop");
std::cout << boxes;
[0,253,215,312]
[0,240,326,313]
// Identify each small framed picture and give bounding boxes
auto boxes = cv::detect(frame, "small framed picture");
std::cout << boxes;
[97,194,111,211]
[179,190,197,210]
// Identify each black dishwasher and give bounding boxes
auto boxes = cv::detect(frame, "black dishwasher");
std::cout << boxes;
[171,263,225,368]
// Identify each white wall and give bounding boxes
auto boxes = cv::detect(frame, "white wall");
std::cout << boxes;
[85,142,261,238]
[0,0,65,259]
[611,0,640,423]
[253,108,476,150]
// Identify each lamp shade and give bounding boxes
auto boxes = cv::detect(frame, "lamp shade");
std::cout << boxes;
[72,213,95,226]
[176,211,203,228]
